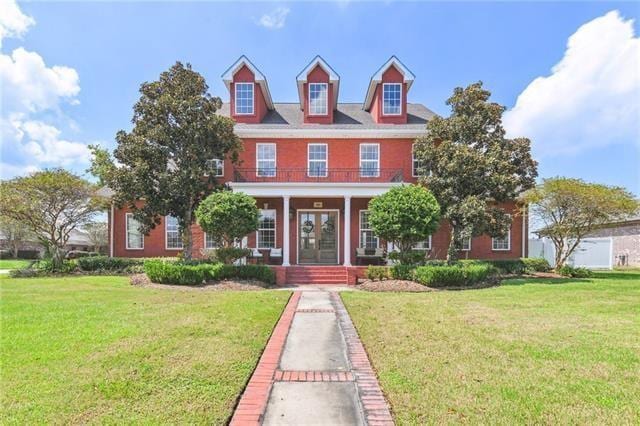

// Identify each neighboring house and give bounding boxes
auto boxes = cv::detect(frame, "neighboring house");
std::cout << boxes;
[584,214,640,267]
[0,229,95,257]
[106,55,527,284]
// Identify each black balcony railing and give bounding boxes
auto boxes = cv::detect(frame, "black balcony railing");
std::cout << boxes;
[232,168,405,183]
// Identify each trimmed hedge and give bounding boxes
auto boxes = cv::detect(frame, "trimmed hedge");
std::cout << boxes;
[390,264,416,280]
[414,263,496,288]
[558,265,592,278]
[366,265,389,281]
[521,258,551,273]
[77,256,145,273]
[143,260,275,285]
[459,258,550,275]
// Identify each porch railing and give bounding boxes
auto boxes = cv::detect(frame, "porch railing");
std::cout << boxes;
[232,168,405,183]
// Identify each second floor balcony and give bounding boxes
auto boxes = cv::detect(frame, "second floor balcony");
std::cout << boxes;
[232,167,405,183]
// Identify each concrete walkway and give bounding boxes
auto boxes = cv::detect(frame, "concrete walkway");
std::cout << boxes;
[230,290,393,426]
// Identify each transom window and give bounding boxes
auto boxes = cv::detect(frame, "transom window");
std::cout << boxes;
[257,143,276,177]
[360,143,380,177]
[414,236,432,250]
[257,209,276,249]
[359,210,379,249]
[205,159,224,177]
[235,82,254,115]
[309,83,328,115]
[308,144,328,177]
[126,213,143,249]
[412,145,428,177]
[383,83,402,115]
[165,215,182,249]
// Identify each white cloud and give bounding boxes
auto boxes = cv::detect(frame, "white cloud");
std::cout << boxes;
[0,0,35,48]
[503,10,640,157]
[0,1,89,179]
[257,7,290,30]
[0,47,80,113]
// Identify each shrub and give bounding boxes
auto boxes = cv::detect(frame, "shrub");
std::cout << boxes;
[521,257,551,273]
[366,265,389,281]
[414,263,496,288]
[217,265,275,284]
[144,260,208,285]
[77,256,144,273]
[214,247,251,265]
[390,264,416,280]
[558,265,592,278]
[485,259,525,275]
[9,268,43,278]
[388,250,427,266]
[34,259,77,274]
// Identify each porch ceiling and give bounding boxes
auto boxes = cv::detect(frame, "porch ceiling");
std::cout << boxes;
[227,182,402,197]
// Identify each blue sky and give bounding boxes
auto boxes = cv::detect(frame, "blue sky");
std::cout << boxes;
[1,1,639,195]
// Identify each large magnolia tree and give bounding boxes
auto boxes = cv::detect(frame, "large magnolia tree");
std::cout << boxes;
[90,62,241,259]
[523,178,638,268]
[414,82,538,263]
[0,169,101,268]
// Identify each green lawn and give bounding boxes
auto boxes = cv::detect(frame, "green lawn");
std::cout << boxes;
[342,270,640,424]
[1,275,290,424]
[0,259,33,269]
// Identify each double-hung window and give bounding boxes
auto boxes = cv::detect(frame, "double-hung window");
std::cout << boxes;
[257,209,276,249]
[205,159,224,177]
[235,82,254,115]
[204,233,218,249]
[308,143,328,177]
[257,143,276,177]
[126,213,143,249]
[461,237,471,251]
[383,83,402,115]
[412,145,427,177]
[308,83,328,115]
[165,215,183,249]
[359,210,379,249]
[360,143,380,177]
[414,236,432,250]
[492,229,511,251]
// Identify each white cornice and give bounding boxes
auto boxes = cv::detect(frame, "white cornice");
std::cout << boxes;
[234,127,425,139]
[228,182,401,197]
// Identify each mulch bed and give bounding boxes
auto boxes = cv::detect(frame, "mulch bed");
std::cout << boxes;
[357,280,434,292]
[129,273,272,291]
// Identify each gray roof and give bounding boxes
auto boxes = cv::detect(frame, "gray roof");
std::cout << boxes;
[218,102,436,130]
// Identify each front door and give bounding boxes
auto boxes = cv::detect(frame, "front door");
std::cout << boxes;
[298,211,338,264]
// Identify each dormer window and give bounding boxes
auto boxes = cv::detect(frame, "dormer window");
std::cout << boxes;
[383,83,402,115]
[235,82,254,115]
[309,83,328,115]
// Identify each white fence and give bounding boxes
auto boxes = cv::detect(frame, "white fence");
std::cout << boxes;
[528,237,612,269]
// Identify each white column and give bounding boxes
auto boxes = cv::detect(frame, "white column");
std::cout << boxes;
[282,196,291,266]
[343,196,352,266]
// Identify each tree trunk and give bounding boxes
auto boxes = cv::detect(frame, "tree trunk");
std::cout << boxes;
[447,227,461,265]
[50,244,64,270]
[182,208,193,260]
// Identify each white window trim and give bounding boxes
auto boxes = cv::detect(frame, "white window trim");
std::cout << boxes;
[165,216,183,250]
[359,143,380,178]
[125,213,144,250]
[307,143,328,178]
[256,143,277,177]
[203,232,218,250]
[382,82,402,116]
[256,209,277,249]
[205,158,224,177]
[413,235,432,250]
[359,210,380,249]
[234,82,254,115]
[308,82,328,116]
[461,237,471,251]
[492,230,511,251]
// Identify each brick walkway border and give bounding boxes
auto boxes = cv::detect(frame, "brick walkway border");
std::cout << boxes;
[331,292,395,426]
[229,291,301,426]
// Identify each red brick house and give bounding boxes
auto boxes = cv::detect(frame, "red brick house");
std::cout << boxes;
[107,55,527,284]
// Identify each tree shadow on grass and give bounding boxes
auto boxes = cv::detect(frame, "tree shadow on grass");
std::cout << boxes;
[501,277,590,286]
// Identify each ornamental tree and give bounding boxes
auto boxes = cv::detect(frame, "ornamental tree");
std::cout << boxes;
[90,62,241,260]
[367,185,441,264]
[414,82,538,263]
[0,169,101,268]
[195,191,259,263]
[523,177,638,268]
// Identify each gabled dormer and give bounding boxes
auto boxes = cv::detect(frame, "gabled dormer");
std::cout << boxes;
[222,56,274,124]
[363,56,415,124]
[296,56,340,124]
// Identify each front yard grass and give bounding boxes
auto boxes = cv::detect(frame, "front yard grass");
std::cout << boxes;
[0,259,33,269]
[342,270,640,424]
[1,275,291,424]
